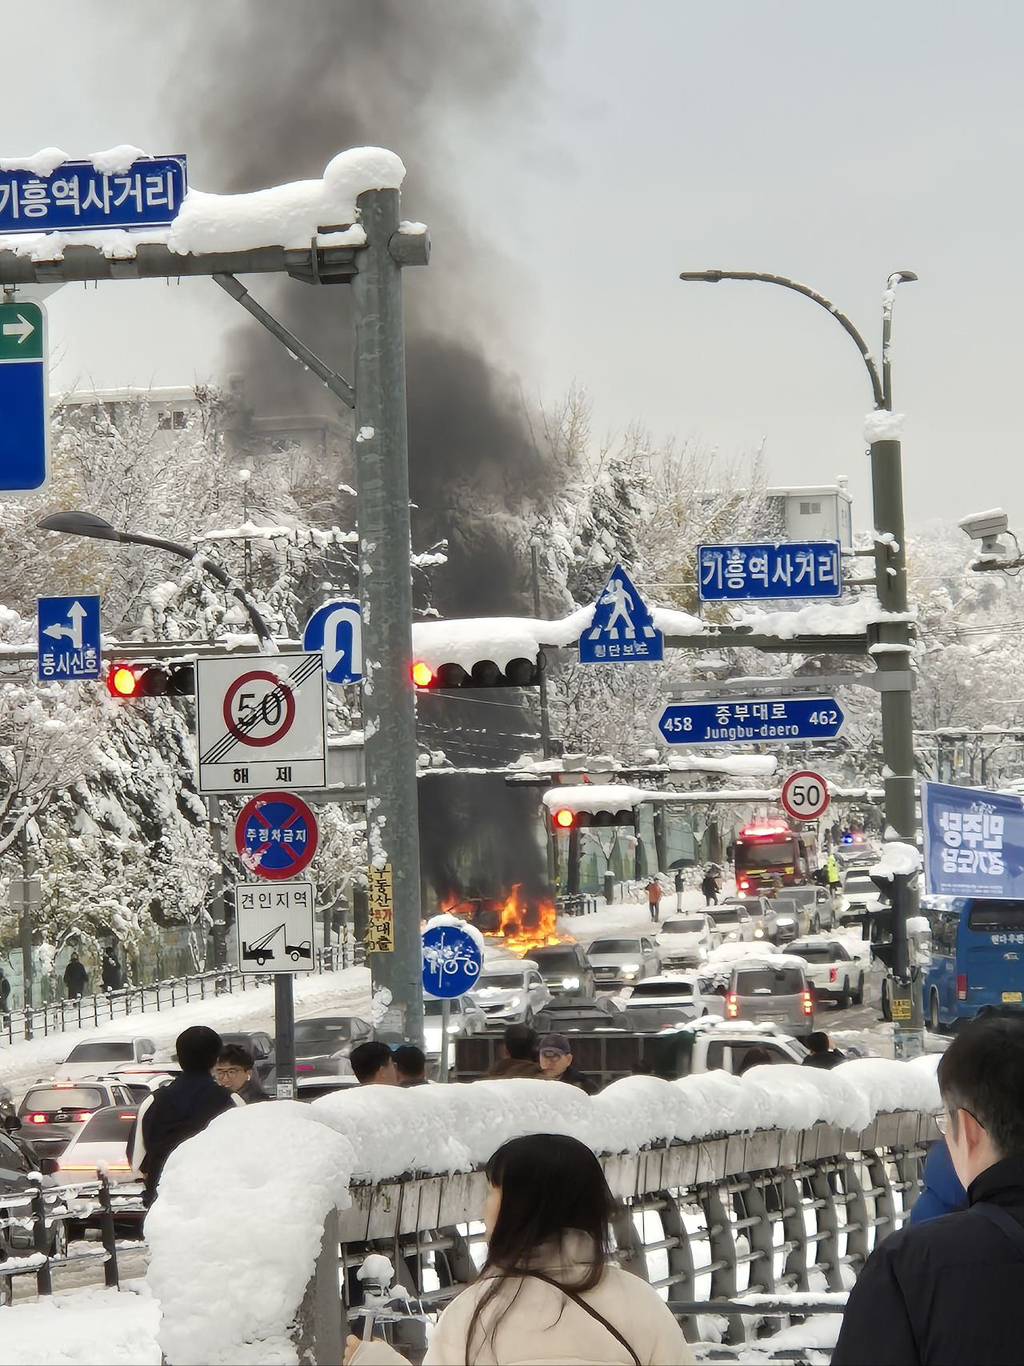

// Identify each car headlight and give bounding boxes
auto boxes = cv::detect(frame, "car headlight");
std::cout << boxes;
[561,976,581,990]
[507,995,522,1009]
[445,1021,464,1035]
[753,927,765,939]
[621,963,640,976]
[726,931,738,942]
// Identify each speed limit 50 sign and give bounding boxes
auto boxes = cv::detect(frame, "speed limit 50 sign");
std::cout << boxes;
[780,769,831,823]
[195,653,327,794]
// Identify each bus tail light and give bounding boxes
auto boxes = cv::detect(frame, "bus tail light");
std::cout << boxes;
[725,992,739,1019]
[957,974,968,1001]
[802,989,815,1016]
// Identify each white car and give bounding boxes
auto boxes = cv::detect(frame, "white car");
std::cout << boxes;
[788,936,874,1007]
[56,1036,158,1082]
[422,995,487,1058]
[616,973,715,1027]
[656,915,713,968]
[474,961,551,1026]
[56,1103,138,1184]
[587,937,662,990]
[707,902,755,945]
[838,868,884,924]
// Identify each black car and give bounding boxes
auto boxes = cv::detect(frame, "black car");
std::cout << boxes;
[293,1015,372,1078]
[0,1117,61,1299]
[530,944,595,1000]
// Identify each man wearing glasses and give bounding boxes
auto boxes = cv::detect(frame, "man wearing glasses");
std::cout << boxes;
[214,1043,270,1104]
[834,1009,1024,1364]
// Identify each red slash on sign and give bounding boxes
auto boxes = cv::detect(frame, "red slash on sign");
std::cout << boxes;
[235,792,319,880]
[222,670,297,748]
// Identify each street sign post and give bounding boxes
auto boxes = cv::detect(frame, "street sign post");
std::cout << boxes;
[37,595,101,680]
[780,769,831,823]
[195,653,327,794]
[579,565,664,664]
[235,792,319,880]
[422,921,482,1082]
[698,542,842,602]
[0,156,187,235]
[0,300,48,493]
[302,598,362,684]
[658,697,846,747]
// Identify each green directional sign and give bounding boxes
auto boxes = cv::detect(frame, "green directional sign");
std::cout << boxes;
[0,300,48,492]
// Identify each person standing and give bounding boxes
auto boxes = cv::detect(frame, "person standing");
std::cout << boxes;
[701,867,720,907]
[538,1034,598,1095]
[645,878,663,923]
[0,968,10,1026]
[349,1041,400,1086]
[801,1031,845,1070]
[485,1024,541,1079]
[394,1044,429,1087]
[826,852,841,898]
[101,945,122,993]
[63,952,88,1000]
[214,1043,270,1103]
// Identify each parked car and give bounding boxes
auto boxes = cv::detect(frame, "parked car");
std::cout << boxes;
[616,973,714,1028]
[17,1079,137,1160]
[788,936,873,1007]
[218,1031,275,1085]
[474,960,551,1027]
[56,1036,158,1082]
[587,937,662,990]
[0,1121,62,1287]
[725,958,815,1035]
[293,1015,373,1078]
[55,1105,138,1185]
[839,868,885,925]
[530,943,596,1000]
[422,995,487,1057]
[296,1074,360,1102]
[708,903,755,945]
[656,915,713,968]
[680,1018,809,1074]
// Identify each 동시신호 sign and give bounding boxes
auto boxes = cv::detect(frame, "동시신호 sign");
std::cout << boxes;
[698,542,842,602]
[0,155,187,234]
[921,780,1024,900]
[658,697,845,747]
[37,595,101,680]
[235,879,315,974]
[195,652,327,794]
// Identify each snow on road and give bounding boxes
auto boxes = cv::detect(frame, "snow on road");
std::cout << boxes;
[0,1283,160,1366]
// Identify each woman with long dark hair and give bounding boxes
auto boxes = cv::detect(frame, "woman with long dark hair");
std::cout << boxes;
[346,1132,693,1365]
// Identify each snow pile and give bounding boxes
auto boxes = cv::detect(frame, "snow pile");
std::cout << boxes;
[311,1084,473,1179]
[423,912,487,956]
[542,784,647,814]
[147,1101,356,1366]
[665,754,778,776]
[870,841,922,880]
[864,410,906,442]
[0,1283,160,1365]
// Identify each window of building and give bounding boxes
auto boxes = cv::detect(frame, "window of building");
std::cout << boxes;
[799,500,822,515]
[158,409,189,431]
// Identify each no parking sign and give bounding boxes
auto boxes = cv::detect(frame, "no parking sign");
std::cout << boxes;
[235,792,319,880]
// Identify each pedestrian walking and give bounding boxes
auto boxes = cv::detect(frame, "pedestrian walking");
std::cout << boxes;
[801,1031,845,1070]
[101,945,122,993]
[673,868,684,913]
[538,1033,598,1095]
[350,1041,399,1086]
[214,1043,270,1103]
[833,1009,1024,1365]
[700,867,720,907]
[62,952,88,1000]
[343,1132,694,1365]
[394,1044,429,1087]
[485,1023,541,1079]
[645,877,663,923]
[128,1025,239,1208]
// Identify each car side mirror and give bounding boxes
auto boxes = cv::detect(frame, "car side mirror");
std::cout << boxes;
[140,1053,154,1063]
[38,1157,59,1175]
[4,1114,22,1133]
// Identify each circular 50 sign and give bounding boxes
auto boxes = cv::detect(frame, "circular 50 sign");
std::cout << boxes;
[780,769,831,822]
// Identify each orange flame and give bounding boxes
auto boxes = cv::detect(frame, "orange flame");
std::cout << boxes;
[438,884,571,957]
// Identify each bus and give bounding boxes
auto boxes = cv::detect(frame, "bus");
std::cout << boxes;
[921,898,1024,1030]
[733,822,817,896]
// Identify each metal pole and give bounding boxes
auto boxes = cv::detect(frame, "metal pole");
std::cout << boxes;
[19,821,33,1029]
[274,974,296,1098]
[352,187,425,1048]
[532,543,558,890]
[207,796,228,970]
[439,998,450,1083]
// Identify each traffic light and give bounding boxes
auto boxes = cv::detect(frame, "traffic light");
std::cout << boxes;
[105,662,195,698]
[411,656,542,690]
[548,805,636,831]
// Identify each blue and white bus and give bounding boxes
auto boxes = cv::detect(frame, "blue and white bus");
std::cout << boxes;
[921,897,1024,1030]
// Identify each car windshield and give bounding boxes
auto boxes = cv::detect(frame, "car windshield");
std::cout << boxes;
[590,940,641,954]
[713,909,743,924]
[294,1020,357,1046]
[424,998,465,1015]
[66,1042,134,1062]
[735,967,805,994]
[77,1108,137,1143]
[845,875,874,891]
[791,945,839,963]
[479,974,523,989]
[631,981,694,998]
[661,919,704,934]
[534,949,580,970]
[26,1087,104,1111]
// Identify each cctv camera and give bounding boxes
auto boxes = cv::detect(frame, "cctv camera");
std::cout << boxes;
[959,509,1009,542]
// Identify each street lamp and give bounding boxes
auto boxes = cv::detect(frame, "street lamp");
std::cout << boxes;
[678,266,921,1052]
[36,510,275,650]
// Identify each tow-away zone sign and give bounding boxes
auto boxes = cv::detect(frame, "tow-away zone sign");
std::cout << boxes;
[195,653,327,794]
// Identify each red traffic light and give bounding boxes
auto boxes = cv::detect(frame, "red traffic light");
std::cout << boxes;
[104,662,195,699]
[553,807,576,830]
[107,664,141,698]
[411,661,435,688]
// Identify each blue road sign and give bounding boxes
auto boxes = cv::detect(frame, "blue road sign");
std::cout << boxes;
[0,300,48,492]
[698,542,843,602]
[37,595,101,681]
[422,923,483,999]
[579,564,664,664]
[0,156,187,235]
[658,696,845,747]
[302,599,362,684]
[236,791,319,882]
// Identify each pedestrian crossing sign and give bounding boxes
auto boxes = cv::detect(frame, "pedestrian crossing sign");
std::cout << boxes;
[578,564,664,664]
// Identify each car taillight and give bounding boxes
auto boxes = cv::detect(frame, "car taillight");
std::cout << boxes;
[738,879,750,891]
[28,1113,48,1124]
[957,973,968,1001]
[829,967,839,983]
[802,990,814,1016]
[74,1111,91,1122]
[725,992,739,1018]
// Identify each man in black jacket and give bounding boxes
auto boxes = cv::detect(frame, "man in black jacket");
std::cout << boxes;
[833,1009,1024,1365]
[801,1031,846,1070]
[129,1025,238,1207]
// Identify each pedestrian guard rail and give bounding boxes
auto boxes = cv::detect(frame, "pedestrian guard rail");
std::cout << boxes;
[555,893,599,917]
[292,1109,936,1364]
[0,940,365,1045]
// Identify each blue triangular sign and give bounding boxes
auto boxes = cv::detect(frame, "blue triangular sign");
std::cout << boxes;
[578,565,664,664]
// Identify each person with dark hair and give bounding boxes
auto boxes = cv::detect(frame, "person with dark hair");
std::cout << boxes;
[101,945,122,993]
[833,1010,1024,1365]
[344,1132,693,1364]
[394,1044,428,1087]
[128,1025,239,1207]
[214,1043,270,1103]
[350,1040,399,1086]
[736,1046,774,1075]
[63,952,88,1000]
[485,1023,541,1079]
[538,1034,599,1095]
[801,1031,845,1070]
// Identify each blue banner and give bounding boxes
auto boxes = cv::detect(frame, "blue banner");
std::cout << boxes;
[698,541,842,602]
[921,780,1024,899]
[0,156,187,234]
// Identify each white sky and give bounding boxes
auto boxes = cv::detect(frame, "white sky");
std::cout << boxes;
[5,1,1023,528]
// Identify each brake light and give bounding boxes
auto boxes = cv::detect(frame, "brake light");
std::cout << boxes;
[296,1063,315,1073]
[74,1111,92,1122]
[957,973,968,1002]
[802,990,814,1016]
[829,967,839,983]
[725,992,739,1019]
[28,1113,48,1124]
[738,879,750,892]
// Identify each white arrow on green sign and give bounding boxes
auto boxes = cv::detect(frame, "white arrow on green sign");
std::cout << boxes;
[0,300,48,493]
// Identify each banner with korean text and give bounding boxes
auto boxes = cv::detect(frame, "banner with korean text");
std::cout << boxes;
[921,780,1024,899]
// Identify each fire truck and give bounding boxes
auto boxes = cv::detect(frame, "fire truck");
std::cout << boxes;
[733,821,818,896]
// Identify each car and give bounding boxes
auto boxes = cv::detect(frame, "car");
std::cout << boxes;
[55,1104,138,1185]
[765,897,804,943]
[656,915,713,968]
[725,958,815,1035]
[17,1079,137,1160]
[533,996,628,1034]
[679,1018,809,1074]
[56,1036,158,1082]
[218,1031,275,1085]
[293,1015,373,1078]
[839,868,885,924]
[0,1121,62,1285]
[586,937,662,990]
[296,1074,360,1102]
[707,903,755,946]
[530,943,596,1000]
[422,995,487,1058]
[780,885,836,933]
[616,973,715,1029]
[474,960,551,1027]
[788,936,873,1007]
[100,1067,179,1102]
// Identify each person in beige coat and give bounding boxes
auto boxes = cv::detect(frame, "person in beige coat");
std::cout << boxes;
[345,1132,695,1366]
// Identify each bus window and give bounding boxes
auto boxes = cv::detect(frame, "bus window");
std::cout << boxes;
[967,902,1024,934]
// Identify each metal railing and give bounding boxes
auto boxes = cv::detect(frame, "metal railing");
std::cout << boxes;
[555,893,599,917]
[0,940,365,1045]
[294,1110,936,1362]
[0,1172,142,1306]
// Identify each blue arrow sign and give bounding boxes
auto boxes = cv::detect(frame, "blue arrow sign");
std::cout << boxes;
[302,598,362,684]
[698,542,843,602]
[0,156,187,234]
[37,595,101,681]
[658,697,846,746]
[579,564,664,664]
[422,923,482,999]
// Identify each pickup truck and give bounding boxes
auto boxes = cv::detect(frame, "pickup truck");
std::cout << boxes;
[787,935,874,1007]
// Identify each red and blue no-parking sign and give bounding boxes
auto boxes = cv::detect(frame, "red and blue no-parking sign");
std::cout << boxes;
[235,791,319,880]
